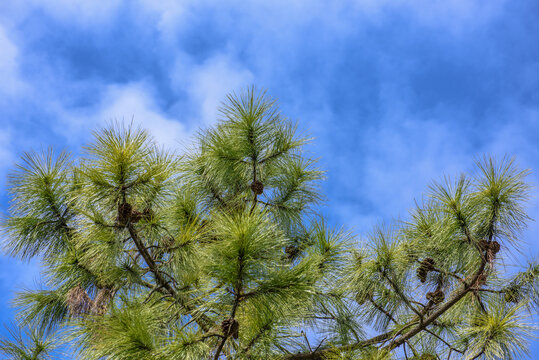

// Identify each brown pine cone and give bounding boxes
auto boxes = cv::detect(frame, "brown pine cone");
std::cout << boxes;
[426,289,445,304]
[66,286,92,316]
[422,257,435,271]
[285,245,300,260]
[478,239,489,251]
[417,258,435,283]
[117,202,132,226]
[91,287,114,315]
[250,180,264,195]
[130,210,143,223]
[417,268,427,283]
[475,274,487,287]
[490,241,501,254]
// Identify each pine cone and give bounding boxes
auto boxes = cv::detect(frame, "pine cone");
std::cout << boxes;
[426,289,445,304]
[490,241,500,254]
[478,239,489,251]
[285,245,299,260]
[417,258,435,283]
[117,202,133,226]
[91,287,114,315]
[130,210,143,223]
[422,257,435,271]
[221,318,239,339]
[66,286,92,316]
[250,180,264,195]
[417,268,427,283]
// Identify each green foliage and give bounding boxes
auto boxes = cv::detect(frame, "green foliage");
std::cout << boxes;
[1,89,537,359]
[4,149,73,261]
[0,324,62,359]
[459,302,534,359]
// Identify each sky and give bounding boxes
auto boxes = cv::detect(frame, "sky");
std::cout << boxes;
[0,0,538,357]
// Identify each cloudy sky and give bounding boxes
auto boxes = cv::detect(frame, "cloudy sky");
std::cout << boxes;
[0,0,538,356]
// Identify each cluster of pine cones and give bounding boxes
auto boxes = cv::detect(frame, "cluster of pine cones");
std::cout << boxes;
[426,289,445,304]
[117,202,154,227]
[478,239,501,262]
[66,286,114,316]
[416,258,436,283]
[285,245,300,260]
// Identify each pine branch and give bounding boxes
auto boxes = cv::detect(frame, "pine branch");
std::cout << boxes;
[368,298,398,325]
[128,224,212,332]
[283,331,393,360]
[388,258,488,350]
[213,252,245,359]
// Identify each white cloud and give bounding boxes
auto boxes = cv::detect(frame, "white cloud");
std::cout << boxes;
[0,0,123,28]
[136,0,189,42]
[55,83,189,150]
[328,97,539,246]
[172,53,255,126]
[0,0,507,42]
[0,25,25,96]
[31,0,122,26]
[98,84,190,149]
[404,0,505,32]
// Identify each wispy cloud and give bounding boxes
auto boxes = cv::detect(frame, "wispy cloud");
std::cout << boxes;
[0,25,25,97]
[172,53,255,126]
[18,0,122,25]
[53,82,190,150]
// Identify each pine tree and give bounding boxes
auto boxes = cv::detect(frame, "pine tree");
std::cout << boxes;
[1,89,538,359]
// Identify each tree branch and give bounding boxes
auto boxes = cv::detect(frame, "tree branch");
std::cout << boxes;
[387,259,488,350]
[283,331,393,360]
[128,224,212,332]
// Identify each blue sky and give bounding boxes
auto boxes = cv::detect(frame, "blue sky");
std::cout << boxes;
[0,0,538,356]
